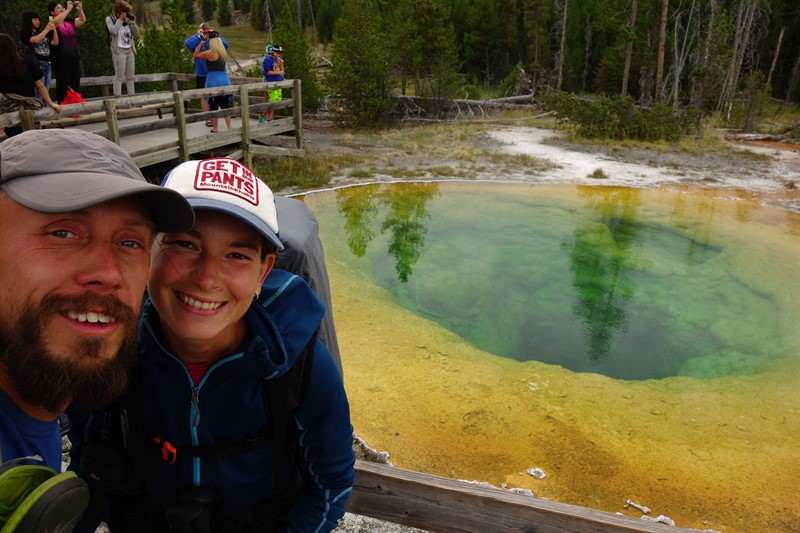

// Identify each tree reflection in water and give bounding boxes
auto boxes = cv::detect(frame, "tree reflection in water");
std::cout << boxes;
[566,187,642,362]
[336,183,440,282]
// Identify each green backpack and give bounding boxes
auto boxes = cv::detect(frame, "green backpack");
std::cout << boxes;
[0,454,89,533]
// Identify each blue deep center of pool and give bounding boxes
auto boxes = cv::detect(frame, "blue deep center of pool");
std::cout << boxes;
[306,183,800,381]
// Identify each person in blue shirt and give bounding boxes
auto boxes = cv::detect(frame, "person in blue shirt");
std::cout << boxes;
[183,23,229,126]
[0,129,193,472]
[261,44,284,122]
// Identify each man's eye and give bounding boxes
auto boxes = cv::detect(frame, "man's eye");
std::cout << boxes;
[50,230,75,238]
[120,240,143,249]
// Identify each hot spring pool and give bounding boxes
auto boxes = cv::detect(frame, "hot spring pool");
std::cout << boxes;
[301,182,800,532]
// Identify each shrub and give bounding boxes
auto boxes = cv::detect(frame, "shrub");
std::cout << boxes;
[544,90,698,141]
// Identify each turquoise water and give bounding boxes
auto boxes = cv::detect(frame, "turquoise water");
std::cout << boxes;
[305,183,800,381]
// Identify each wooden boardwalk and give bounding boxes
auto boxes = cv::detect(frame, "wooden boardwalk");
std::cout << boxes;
[0,72,302,168]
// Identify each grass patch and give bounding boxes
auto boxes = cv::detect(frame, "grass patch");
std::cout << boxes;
[374,168,428,179]
[588,168,609,179]
[216,23,269,59]
[426,166,472,178]
[348,169,373,179]
[484,151,559,173]
[252,153,358,192]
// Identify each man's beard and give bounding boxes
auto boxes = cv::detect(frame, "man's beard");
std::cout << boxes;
[0,293,139,413]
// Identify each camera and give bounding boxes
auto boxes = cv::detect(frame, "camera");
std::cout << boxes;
[208,30,219,39]
[126,11,134,21]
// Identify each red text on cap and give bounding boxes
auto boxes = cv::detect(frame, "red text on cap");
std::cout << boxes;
[195,159,259,205]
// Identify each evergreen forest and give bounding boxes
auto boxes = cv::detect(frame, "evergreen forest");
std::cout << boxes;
[1,0,798,129]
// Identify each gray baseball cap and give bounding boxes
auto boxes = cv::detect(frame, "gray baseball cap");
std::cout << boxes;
[0,129,194,232]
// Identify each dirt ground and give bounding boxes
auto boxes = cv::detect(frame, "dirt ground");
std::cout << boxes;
[297,116,800,214]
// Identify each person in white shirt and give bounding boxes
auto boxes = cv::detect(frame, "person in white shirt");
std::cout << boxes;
[105,0,139,97]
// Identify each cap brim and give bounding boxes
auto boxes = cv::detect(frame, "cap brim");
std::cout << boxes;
[1,172,194,233]
[187,197,284,251]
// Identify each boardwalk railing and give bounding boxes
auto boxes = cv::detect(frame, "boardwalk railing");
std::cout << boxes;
[351,460,689,533]
[0,72,301,168]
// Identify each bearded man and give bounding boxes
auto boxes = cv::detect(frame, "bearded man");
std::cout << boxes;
[0,129,193,472]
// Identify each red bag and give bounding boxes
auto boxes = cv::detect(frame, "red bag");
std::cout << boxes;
[60,88,85,106]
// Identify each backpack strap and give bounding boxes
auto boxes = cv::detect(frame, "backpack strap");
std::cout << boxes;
[147,333,317,479]
[264,331,316,495]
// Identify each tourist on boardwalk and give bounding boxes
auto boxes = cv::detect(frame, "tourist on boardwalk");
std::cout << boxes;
[19,11,58,103]
[194,31,232,133]
[48,0,85,105]
[105,0,139,97]
[261,44,284,122]
[70,158,354,532]
[0,33,61,138]
[184,23,228,127]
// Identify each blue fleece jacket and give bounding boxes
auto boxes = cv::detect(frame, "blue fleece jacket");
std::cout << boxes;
[137,268,354,531]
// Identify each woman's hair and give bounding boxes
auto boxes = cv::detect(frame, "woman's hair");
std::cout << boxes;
[209,37,228,62]
[47,2,59,14]
[113,0,132,16]
[21,11,40,31]
[259,237,278,261]
[0,33,25,79]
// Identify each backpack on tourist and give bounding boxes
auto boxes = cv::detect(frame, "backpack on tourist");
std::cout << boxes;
[0,454,89,533]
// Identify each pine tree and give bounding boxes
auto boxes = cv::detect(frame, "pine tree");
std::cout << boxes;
[201,0,216,22]
[328,0,393,126]
[182,0,196,24]
[273,17,323,110]
[250,0,265,31]
[218,0,232,26]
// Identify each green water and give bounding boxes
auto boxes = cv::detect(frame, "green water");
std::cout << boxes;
[305,182,800,381]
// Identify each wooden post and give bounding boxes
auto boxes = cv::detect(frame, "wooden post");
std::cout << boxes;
[170,74,180,117]
[19,110,36,132]
[174,92,189,162]
[293,79,303,149]
[239,84,252,168]
[104,99,120,145]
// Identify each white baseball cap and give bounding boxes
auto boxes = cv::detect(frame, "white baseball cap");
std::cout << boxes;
[161,158,283,251]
